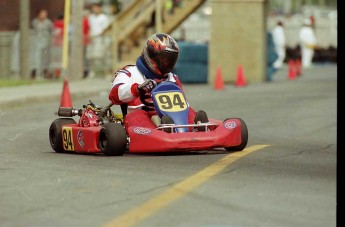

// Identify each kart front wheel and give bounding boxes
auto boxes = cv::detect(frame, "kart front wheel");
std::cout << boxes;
[49,118,77,153]
[99,123,127,156]
[224,118,248,152]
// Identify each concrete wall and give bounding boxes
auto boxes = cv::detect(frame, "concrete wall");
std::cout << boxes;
[209,0,267,84]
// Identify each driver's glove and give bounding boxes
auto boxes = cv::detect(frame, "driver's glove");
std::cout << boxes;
[137,79,157,94]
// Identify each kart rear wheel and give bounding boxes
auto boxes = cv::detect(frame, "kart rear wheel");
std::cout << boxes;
[49,118,77,153]
[224,118,248,152]
[99,123,127,156]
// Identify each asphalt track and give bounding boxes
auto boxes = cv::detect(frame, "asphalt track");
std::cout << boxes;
[0,64,337,227]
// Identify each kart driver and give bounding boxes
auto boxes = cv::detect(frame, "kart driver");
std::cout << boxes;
[108,33,209,132]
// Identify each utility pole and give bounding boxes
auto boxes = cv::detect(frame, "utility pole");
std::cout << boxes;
[70,0,84,79]
[62,0,71,79]
[155,0,162,33]
[20,0,30,79]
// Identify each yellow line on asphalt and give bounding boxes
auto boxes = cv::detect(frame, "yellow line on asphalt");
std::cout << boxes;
[103,145,269,227]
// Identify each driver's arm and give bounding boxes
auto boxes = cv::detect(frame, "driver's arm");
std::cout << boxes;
[109,71,141,105]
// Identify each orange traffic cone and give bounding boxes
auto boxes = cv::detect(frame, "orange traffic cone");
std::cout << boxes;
[288,60,297,80]
[295,59,302,76]
[60,78,72,107]
[235,64,247,87]
[214,66,225,90]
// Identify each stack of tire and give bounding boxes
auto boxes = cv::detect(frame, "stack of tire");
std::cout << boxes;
[173,41,208,83]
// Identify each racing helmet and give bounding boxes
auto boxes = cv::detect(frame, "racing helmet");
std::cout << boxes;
[142,33,179,77]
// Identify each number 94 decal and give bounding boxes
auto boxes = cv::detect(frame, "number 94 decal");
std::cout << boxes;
[62,127,74,151]
[154,92,187,112]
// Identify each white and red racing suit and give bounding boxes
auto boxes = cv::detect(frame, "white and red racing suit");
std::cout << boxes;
[108,65,197,131]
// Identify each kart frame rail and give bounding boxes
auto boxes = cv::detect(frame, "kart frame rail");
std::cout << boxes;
[156,122,218,132]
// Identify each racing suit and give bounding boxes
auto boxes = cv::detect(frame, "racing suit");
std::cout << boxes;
[109,57,197,131]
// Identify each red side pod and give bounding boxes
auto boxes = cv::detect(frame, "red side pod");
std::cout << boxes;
[128,118,243,153]
[70,126,102,153]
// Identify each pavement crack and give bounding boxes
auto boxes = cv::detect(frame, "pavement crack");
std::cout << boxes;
[270,144,334,159]
[8,132,23,141]
[132,181,177,196]
[17,189,33,201]
[221,164,258,175]
[0,110,6,117]
[94,181,178,209]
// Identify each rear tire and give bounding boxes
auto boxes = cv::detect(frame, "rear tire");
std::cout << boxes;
[99,123,127,156]
[224,118,248,152]
[49,118,77,153]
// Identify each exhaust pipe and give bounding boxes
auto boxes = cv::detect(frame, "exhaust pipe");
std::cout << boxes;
[58,107,82,117]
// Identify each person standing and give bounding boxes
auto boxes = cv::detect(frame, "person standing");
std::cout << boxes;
[51,13,64,78]
[267,31,278,82]
[82,9,90,78]
[299,18,317,69]
[271,21,286,69]
[87,3,110,77]
[31,9,54,79]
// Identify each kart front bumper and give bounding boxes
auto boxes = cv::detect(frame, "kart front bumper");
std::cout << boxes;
[128,118,244,153]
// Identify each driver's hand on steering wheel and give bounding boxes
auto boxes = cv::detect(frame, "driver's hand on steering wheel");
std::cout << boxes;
[137,79,157,94]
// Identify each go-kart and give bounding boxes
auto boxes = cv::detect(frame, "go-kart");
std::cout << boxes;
[128,81,248,153]
[49,82,248,155]
[49,100,127,156]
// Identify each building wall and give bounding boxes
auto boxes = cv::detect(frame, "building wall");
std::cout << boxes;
[0,0,65,31]
[0,0,65,79]
[209,0,267,84]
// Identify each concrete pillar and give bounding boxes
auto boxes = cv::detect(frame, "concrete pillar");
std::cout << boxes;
[282,0,292,14]
[155,0,163,33]
[209,0,267,84]
[0,32,15,79]
[20,0,30,80]
[70,0,84,79]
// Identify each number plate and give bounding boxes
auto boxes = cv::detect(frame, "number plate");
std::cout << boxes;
[154,92,187,112]
[62,127,74,151]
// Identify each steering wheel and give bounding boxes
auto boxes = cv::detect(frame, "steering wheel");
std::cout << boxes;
[139,79,163,107]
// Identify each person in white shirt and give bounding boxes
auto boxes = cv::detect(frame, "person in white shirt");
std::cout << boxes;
[272,21,286,69]
[87,3,110,77]
[299,18,317,68]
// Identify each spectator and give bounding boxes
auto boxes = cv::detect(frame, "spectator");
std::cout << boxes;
[271,20,286,69]
[51,13,64,78]
[31,9,54,79]
[309,15,316,30]
[87,3,110,77]
[299,18,317,69]
[83,9,90,78]
[267,32,278,82]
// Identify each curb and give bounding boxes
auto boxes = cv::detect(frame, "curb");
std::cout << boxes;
[0,79,111,109]
[0,89,108,109]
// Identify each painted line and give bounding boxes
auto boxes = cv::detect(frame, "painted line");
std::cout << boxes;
[103,145,270,227]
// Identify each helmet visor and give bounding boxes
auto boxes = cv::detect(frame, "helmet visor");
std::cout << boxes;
[152,51,178,76]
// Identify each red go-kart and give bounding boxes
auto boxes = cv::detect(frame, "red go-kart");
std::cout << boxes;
[49,82,248,156]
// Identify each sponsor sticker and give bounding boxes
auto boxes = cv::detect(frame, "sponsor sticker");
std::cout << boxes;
[133,127,152,135]
[77,130,84,148]
[224,121,237,129]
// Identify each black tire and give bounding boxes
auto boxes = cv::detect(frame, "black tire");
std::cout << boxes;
[99,123,127,156]
[224,118,248,152]
[49,118,77,153]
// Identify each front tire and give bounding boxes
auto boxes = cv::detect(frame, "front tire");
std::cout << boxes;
[99,123,127,156]
[49,118,77,153]
[224,118,248,152]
